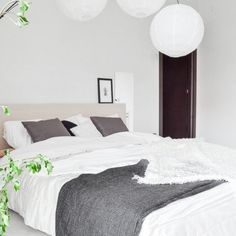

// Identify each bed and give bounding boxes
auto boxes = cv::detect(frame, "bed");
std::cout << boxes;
[1,104,236,236]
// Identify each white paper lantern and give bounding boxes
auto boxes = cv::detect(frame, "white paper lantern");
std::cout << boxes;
[150,4,204,57]
[58,0,108,21]
[117,0,167,18]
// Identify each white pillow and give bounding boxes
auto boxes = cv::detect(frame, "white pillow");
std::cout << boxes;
[65,114,120,138]
[64,114,83,125]
[71,120,102,138]
[3,121,33,149]
[64,114,101,138]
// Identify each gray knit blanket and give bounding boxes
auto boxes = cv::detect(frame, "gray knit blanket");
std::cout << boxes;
[56,160,224,236]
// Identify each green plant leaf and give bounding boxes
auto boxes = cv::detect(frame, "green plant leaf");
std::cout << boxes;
[46,162,53,175]
[1,106,10,116]
[19,1,29,13]
[0,150,53,235]
[4,150,10,156]
[17,1,30,27]
[13,179,20,191]
[18,15,29,25]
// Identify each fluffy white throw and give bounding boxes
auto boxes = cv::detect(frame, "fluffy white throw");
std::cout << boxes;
[134,139,236,185]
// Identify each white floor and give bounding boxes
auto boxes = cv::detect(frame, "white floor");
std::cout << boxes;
[6,211,47,236]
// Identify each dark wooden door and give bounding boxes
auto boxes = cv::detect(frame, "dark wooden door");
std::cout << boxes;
[159,51,197,139]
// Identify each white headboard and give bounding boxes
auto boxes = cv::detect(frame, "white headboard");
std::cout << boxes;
[0,103,126,149]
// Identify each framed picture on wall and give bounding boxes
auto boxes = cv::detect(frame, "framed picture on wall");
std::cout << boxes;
[97,78,114,103]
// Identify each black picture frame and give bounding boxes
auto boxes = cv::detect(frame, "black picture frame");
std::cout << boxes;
[97,78,114,104]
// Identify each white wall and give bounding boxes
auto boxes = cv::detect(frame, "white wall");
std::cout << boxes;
[196,0,236,148]
[3,0,233,147]
[0,0,158,133]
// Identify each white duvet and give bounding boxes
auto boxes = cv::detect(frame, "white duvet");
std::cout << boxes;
[3,132,236,236]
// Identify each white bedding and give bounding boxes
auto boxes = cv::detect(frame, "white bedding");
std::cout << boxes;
[3,132,236,236]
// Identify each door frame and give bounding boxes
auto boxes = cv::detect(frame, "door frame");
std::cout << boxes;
[159,51,197,138]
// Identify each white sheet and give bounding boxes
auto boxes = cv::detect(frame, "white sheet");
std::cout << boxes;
[4,132,236,236]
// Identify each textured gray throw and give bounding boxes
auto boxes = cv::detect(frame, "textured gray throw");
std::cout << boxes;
[56,160,224,236]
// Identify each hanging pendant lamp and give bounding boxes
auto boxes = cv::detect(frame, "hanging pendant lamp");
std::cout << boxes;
[116,0,167,18]
[150,4,204,57]
[58,0,108,21]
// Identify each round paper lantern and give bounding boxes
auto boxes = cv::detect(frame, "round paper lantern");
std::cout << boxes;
[117,0,167,18]
[150,4,204,57]
[58,0,108,21]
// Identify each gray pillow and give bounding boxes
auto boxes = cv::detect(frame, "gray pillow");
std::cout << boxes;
[90,117,128,137]
[22,118,71,143]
